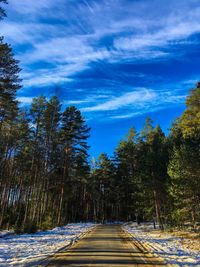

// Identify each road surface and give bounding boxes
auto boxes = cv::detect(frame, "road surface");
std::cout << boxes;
[46,225,168,266]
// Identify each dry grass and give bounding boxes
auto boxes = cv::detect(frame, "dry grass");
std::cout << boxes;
[165,229,200,252]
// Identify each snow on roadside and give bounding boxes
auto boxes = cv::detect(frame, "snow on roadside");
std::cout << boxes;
[0,222,95,267]
[0,230,14,238]
[123,222,200,267]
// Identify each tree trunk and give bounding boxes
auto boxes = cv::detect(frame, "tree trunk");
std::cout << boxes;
[153,190,164,230]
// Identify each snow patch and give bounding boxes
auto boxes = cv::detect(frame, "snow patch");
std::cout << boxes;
[124,222,200,267]
[0,223,95,266]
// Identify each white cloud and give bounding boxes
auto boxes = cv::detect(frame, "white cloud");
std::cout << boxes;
[8,0,56,14]
[80,87,187,120]
[21,63,85,87]
[23,75,72,87]
[114,19,200,53]
[66,100,89,105]
[110,112,142,119]
[81,89,156,112]
[109,94,187,120]
[2,0,200,91]
[25,37,110,64]
[17,96,33,104]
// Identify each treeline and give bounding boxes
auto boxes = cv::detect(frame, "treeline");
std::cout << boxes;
[90,83,200,229]
[0,96,91,231]
[1,1,200,232]
[1,79,198,232]
[0,1,91,231]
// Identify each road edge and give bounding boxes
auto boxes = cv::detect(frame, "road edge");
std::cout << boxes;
[122,226,173,267]
[36,225,97,267]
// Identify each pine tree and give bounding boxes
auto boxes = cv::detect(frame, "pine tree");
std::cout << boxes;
[139,122,169,229]
[0,38,21,122]
[179,82,200,138]
[38,96,61,228]
[57,106,90,224]
[94,153,116,222]
[115,128,142,222]
[0,2,23,228]
[168,83,200,227]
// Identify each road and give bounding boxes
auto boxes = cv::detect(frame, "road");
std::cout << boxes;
[45,225,168,266]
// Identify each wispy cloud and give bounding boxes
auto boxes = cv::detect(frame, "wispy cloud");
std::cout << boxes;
[1,0,198,126]
[25,37,109,64]
[2,0,200,88]
[17,96,34,105]
[17,88,187,120]
[8,0,56,15]
[21,65,76,87]
[110,112,144,120]
[80,87,187,120]
[81,89,156,112]
[64,94,110,105]
[114,21,200,54]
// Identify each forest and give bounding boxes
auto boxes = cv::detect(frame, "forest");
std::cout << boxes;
[0,0,200,233]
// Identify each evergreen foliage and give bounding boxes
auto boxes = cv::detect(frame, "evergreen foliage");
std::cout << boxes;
[0,80,199,231]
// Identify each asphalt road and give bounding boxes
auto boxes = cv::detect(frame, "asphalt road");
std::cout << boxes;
[46,225,168,266]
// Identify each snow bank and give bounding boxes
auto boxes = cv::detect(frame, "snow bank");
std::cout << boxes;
[0,222,95,266]
[124,222,200,267]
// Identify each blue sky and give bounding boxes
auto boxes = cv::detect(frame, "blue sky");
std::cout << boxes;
[1,0,200,157]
